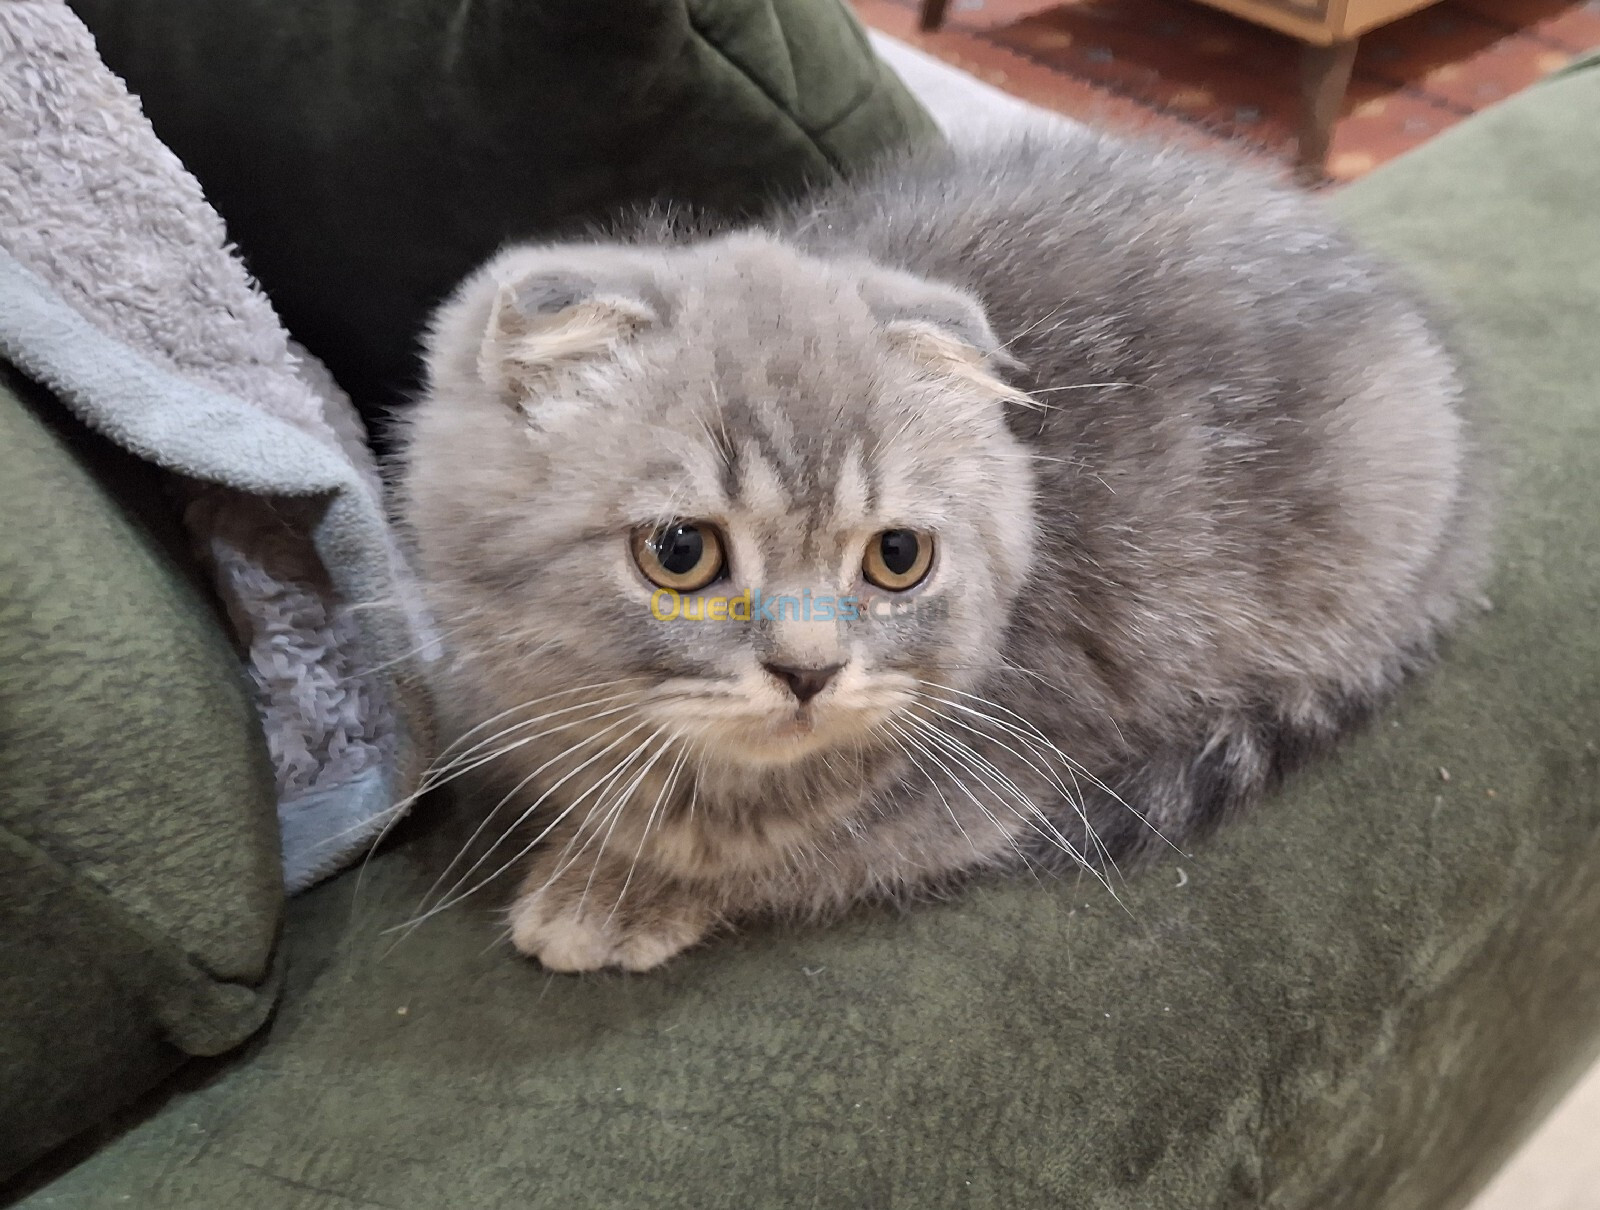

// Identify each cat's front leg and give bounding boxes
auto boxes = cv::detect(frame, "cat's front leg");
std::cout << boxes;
[507,853,717,973]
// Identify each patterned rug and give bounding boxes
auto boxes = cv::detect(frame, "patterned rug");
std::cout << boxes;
[854,0,1600,182]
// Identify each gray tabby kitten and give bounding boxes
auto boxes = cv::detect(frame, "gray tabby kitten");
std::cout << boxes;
[397,133,1488,972]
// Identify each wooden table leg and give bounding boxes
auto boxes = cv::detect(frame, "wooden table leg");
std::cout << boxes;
[919,0,952,32]
[1297,38,1358,184]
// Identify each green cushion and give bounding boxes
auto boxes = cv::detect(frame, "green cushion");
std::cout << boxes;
[0,369,283,1181]
[12,56,1600,1210]
[65,0,938,426]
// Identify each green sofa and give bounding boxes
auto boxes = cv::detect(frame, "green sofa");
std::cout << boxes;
[4,3,1599,1206]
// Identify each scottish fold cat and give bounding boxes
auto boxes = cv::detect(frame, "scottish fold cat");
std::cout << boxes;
[396,133,1487,971]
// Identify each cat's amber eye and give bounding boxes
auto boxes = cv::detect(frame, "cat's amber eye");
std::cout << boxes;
[632,521,726,592]
[862,529,934,592]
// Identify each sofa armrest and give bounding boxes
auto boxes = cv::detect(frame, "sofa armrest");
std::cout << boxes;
[0,368,282,1180]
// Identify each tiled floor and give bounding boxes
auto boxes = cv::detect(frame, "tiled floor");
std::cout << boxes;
[855,0,1600,181]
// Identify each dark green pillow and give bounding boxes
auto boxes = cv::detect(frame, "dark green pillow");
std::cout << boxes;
[68,0,938,426]
[0,368,282,1180]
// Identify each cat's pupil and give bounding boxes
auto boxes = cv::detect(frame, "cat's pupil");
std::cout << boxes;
[655,524,704,575]
[879,530,919,576]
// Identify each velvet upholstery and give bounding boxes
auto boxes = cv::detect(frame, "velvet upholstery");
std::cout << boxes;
[0,369,281,1178]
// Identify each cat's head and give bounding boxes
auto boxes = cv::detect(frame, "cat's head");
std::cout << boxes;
[402,233,1037,769]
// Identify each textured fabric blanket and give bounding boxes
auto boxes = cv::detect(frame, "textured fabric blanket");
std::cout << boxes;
[0,0,435,890]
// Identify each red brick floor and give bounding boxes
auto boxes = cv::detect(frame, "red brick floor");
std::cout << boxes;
[855,0,1600,183]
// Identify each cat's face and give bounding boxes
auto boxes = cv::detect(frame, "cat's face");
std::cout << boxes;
[403,235,1036,771]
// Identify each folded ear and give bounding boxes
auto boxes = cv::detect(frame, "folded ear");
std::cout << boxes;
[857,268,1028,404]
[424,246,662,416]
[479,268,658,402]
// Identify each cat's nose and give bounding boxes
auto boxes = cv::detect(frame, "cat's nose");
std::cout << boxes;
[763,661,842,704]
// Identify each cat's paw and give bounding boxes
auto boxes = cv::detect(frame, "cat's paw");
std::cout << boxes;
[507,890,712,973]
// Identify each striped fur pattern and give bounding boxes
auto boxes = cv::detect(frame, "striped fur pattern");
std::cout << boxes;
[395,133,1489,971]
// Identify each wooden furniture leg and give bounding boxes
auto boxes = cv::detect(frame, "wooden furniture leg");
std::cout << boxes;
[1298,38,1358,183]
[919,0,952,32]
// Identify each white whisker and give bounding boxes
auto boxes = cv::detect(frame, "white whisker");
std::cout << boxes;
[419,679,647,786]
[415,711,642,914]
[520,732,665,899]
[575,732,680,914]
[885,718,1037,879]
[911,695,1117,875]
[395,721,654,934]
[883,723,983,861]
[918,680,1181,855]
[605,742,689,924]
[903,714,1105,889]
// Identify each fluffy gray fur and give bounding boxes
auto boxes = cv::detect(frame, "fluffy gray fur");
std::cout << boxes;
[396,133,1489,972]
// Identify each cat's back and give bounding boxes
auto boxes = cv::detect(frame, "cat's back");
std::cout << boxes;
[781,131,1416,377]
